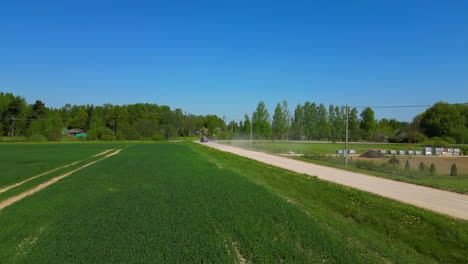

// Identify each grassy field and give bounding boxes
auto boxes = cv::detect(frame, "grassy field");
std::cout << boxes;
[0,143,466,263]
[221,140,422,154]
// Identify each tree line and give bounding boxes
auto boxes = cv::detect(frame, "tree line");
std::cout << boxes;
[237,101,467,144]
[0,92,466,143]
[0,92,225,141]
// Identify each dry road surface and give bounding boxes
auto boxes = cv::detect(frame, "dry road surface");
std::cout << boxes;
[201,142,468,220]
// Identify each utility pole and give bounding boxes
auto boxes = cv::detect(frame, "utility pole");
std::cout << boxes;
[345,105,349,167]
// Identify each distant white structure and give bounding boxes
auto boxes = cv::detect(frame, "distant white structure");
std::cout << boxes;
[425,147,462,156]
[336,147,462,156]
[336,150,356,157]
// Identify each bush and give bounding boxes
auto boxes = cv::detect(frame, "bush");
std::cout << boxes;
[424,137,449,148]
[356,160,379,171]
[450,163,458,176]
[88,126,114,141]
[30,134,47,142]
[101,134,114,141]
[459,147,468,156]
[405,160,410,171]
[404,160,411,176]
[388,155,400,165]
[151,134,166,141]
[442,136,456,144]
[429,163,436,176]
[418,162,426,172]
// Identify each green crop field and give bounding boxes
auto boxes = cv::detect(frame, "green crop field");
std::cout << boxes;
[0,144,118,189]
[0,143,466,263]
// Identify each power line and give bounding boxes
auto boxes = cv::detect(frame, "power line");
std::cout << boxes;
[349,103,467,109]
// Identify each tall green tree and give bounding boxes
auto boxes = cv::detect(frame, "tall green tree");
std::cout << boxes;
[69,108,89,130]
[29,100,47,120]
[328,105,345,142]
[252,101,271,139]
[28,111,64,141]
[203,115,224,135]
[316,104,330,140]
[1,95,28,136]
[348,108,360,141]
[272,101,290,140]
[303,102,319,140]
[335,106,345,141]
[291,104,304,140]
[419,102,467,143]
[360,107,376,140]
[242,114,252,138]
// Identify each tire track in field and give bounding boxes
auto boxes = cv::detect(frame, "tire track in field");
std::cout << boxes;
[92,148,115,157]
[0,148,115,194]
[0,149,123,211]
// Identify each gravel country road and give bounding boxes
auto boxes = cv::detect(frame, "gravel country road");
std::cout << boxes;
[201,142,468,220]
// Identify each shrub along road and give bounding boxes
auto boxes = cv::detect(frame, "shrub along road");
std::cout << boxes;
[201,142,468,220]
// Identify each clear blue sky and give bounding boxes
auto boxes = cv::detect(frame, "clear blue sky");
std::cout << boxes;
[1,0,467,122]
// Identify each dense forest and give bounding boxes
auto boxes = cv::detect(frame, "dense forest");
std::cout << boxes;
[0,92,466,144]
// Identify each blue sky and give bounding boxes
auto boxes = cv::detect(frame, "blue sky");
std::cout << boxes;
[1,0,467,122]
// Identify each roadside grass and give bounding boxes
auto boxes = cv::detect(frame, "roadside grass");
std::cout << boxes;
[293,156,468,194]
[174,136,200,141]
[189,142,468,264]
[0,144,116,188]
[0,144,385,263]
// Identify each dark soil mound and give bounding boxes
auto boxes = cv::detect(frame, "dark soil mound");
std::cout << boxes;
[360,150,385,158]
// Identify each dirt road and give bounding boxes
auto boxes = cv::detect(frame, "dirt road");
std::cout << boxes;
[201,142,468,220]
